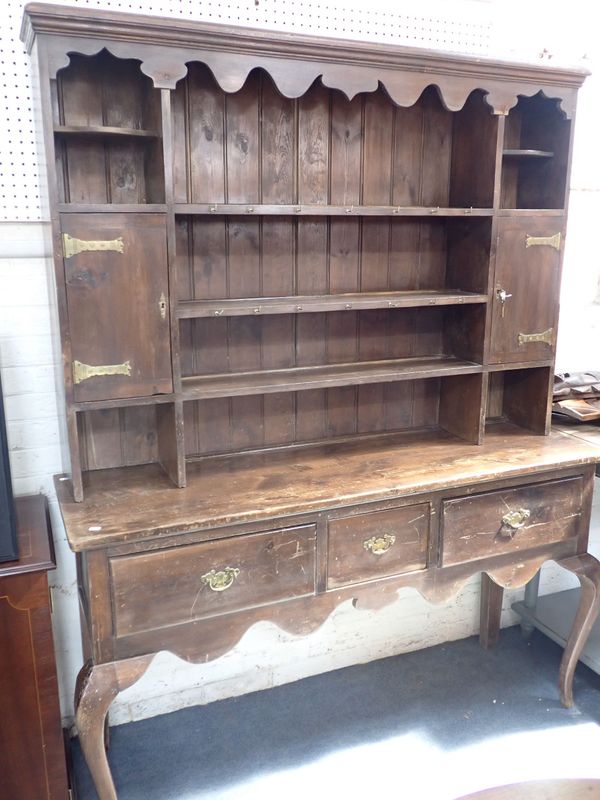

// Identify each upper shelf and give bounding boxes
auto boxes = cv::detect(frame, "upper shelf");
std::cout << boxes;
[54,125,161,139]
[177,290,488,319]
[174,204,494,217]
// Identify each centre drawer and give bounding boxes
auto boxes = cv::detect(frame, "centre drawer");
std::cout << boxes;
[441,475,584,567]
[327,503,430,589]
[111,524,316,637]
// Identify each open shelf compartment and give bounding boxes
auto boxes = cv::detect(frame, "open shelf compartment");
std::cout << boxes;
[53,52,165,204]
[500,94,570,210]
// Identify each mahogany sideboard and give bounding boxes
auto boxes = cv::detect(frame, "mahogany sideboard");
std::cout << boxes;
[20,4,600,798]
[0,495,70,800]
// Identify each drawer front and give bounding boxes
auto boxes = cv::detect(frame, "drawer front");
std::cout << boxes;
[327,503,429,589]
[111,525,316,637]
[441,476,583,567]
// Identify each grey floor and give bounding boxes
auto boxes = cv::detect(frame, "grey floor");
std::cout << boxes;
[72,626,600,800]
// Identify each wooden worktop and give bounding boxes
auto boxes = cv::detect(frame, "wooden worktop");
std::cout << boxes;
[55,423,600,551]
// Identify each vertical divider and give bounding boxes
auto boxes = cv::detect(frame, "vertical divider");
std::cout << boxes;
[159,87,186,487]
[439,372,485,445]
[480,113,507,441]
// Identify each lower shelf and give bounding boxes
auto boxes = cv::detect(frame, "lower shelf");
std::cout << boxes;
[513,589,600,675]
[181,356,482,400]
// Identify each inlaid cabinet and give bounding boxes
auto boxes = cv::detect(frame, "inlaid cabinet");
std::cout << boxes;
[21,4,600,798]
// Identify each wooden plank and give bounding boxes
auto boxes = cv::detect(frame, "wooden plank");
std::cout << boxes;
[392,104,423,206]
[421,87,453,207]
[181,356,482,400]
[296,83,330,441]
[188,63,225,204]
[55,424,600,552]
[360,90,395,432]
[173,204,494,216]
[261,76,295,298]
[176,290,488,317]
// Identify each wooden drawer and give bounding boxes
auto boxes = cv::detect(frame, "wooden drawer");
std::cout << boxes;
[441,476,584,567]
[111,525,316,637]
[327,503,429,589]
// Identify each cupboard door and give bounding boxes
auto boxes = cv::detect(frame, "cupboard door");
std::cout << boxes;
[489,217,562,364]
[62,213,172,402]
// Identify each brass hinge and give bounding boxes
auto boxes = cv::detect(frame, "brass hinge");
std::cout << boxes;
[48,586,54,614]
[63,233,124,259]
[525,232,561,251]
[518,328,554,346]
[159,292,167,320]
[73,360,132,384]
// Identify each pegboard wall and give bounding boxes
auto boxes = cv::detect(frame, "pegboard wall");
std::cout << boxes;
[0,0,499,222]
[19,0,594,229]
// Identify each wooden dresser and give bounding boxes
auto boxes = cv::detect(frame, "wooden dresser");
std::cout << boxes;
[20,4,600,798]
[0,496,69,800]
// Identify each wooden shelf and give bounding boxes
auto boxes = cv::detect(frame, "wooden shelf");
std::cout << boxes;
[174,203,494,218]
[58,203,167,213]
[72,393,176,412]
[502,149,554,159]
[177,290,488,319]
[181,357,482,400]
[54,125,160,139]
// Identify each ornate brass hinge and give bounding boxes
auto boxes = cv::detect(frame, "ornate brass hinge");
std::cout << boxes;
[73,360,132,384]
[63,233,124,259]
[525,232,561,251]
[518,328,554,347]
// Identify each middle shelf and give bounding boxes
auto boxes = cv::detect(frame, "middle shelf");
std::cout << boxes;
[177,290,488,319]
[181,356,482,400]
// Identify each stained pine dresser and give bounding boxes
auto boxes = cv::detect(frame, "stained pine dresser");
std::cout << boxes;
[20,3,600,798]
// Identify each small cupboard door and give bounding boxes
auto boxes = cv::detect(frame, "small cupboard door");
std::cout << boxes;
[489,217,563,364]
[62,213,172,402]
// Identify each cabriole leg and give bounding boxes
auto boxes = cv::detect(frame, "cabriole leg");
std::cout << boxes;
[74,655,154,800]
[556,554,600,708]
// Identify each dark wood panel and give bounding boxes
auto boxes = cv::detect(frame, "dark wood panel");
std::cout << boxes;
[0,497,68,800]
[490,217,562,363]
[62,213,172,402]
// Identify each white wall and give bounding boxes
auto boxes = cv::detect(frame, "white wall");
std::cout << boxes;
[0,0,598,727]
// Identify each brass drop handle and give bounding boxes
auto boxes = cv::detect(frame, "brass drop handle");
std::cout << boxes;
[200,567,240,592]
[499,508,531,538]
[363,533,396,555]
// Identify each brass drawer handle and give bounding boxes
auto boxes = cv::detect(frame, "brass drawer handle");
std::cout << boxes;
[201,567,240,592]
[499,508,531,538]
[63,233,124,259]
[363,533,396,555]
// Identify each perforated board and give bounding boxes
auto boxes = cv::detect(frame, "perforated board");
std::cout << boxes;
[1,0,589,223]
